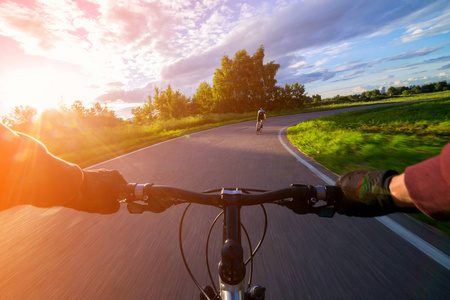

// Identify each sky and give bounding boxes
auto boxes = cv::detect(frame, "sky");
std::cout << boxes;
[0,0,449,119]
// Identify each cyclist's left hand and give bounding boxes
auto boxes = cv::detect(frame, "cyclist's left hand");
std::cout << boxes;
[146,195,174,213]
[283,194,310,214]
[76,169,127,214]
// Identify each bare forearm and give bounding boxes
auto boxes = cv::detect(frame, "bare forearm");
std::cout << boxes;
[389,174,415,208]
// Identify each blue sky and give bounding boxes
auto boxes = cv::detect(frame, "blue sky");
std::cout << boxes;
[0,0,449,118]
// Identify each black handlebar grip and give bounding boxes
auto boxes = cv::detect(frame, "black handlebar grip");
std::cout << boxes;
[324,185,343,204]
[118,183,138,201]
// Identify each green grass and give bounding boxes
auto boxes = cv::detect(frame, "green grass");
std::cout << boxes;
[287,98,450,234]
[288,99,449,173]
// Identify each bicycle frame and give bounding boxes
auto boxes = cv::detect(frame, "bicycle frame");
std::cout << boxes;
[256,120,263,134]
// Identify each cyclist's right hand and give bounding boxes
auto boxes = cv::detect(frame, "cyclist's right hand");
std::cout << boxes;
[335,170,418,217]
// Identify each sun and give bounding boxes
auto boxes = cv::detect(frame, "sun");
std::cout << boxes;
[2,67,64,113]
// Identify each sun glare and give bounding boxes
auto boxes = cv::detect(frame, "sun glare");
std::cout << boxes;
[2,67,65,113]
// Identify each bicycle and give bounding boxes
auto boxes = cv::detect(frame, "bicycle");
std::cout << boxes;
[121,183,342,300]
[256,120,263,134]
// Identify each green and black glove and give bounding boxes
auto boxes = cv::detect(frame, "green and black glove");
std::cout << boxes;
[336,170,417,217]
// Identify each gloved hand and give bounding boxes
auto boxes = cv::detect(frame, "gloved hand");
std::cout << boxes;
[142,184,175,213]
[124,183,174,214]
[75,169,127,214]
[336,170,401,217]
[145,194,174,213]
[283,185,314,214]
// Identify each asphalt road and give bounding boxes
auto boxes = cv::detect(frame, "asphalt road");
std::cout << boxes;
[0,105,448,299]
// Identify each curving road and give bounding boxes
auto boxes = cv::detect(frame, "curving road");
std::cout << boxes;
[0,105,448,299]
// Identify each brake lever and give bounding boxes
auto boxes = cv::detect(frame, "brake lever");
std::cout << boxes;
[273,199,292,205]
[126,198,185,214]
[276,198,335,217]
[127,202,146,214]
[314,206,335,218]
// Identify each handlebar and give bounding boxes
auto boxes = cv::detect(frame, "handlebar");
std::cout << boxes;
[120,183,343,298]
[121,183,342,217]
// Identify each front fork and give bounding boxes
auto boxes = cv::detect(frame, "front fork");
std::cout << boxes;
[201,284,265,300]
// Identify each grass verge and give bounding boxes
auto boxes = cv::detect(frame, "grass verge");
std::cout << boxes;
[56,113,257,167]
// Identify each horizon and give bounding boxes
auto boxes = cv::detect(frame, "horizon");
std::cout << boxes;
[0,0,449,119]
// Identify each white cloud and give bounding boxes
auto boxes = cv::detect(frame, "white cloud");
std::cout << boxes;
[394,80,409,86]
[385,46,443,61]
[399,7,450,43]
[351,86,367,94]
[289,60,309,70]
[324,43,353,56]
[314,58,329,66]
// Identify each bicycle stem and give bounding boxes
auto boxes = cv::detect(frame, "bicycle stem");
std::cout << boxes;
[218,189,247,298]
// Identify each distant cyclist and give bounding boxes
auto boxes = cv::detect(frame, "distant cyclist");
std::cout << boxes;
[257,108,266,129]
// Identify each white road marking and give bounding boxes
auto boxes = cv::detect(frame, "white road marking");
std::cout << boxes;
[376,216,450,270]
[278,123,450,271]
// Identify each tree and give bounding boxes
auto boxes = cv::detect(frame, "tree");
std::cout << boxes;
[88,102,115,117]
[261,58,280,110]
[290,82,308,107]
[387,86,397,96]
[421,83,435,93]
[70,100,88,117]
[434,81,448,91]
[387,86,408,96]
[191,81,214,115]
[212,55,234,113]
[212,45,280,113]
[273,82,308,110]
[362,91,371,99]
[312,94,322,103]
[131,97,156,124]
[153,85,189,119]
[370,89,381,98]
[232,49,253,111]
[351,94,362,101]
[410,86,421,94]
[8,105,38,127]
[86,102,120,126]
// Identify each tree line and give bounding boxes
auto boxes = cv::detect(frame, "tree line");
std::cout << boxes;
[387,81,448,96]
[325,80,449,103]
[131,45,312,123]
[2,100,120,133]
